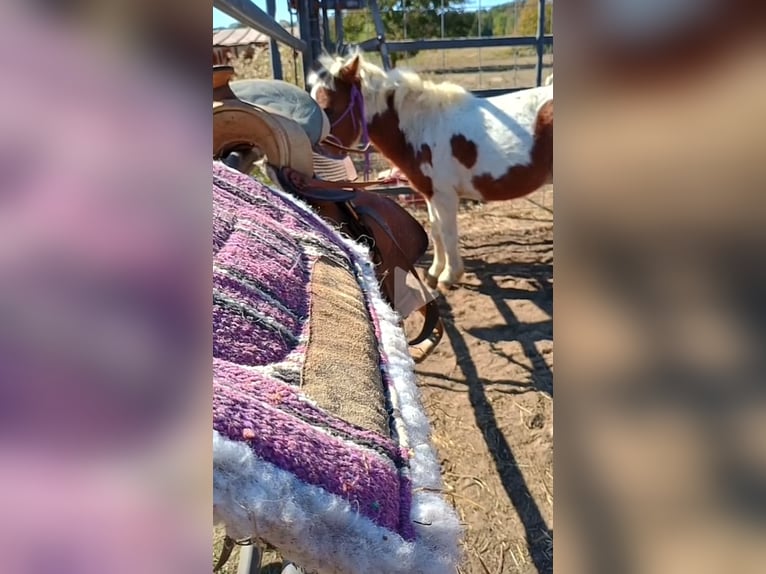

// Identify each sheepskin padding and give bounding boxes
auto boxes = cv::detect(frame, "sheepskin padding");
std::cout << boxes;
[212,162,461,574]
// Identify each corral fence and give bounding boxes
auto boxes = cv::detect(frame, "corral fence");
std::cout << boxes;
[213,0,552,97]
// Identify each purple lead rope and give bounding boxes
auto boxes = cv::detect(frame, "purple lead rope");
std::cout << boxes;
[330,85,371,181]
[353,86,372,181]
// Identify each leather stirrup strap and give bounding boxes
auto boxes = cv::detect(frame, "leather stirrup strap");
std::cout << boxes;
[353,204,444,349]
[409,299,444,363]
[276,167,443,360]
[282,166,393,191]
[322,139,372,155]
[214,536,236,572]
[414,299,444,348]
[278,169,358,202]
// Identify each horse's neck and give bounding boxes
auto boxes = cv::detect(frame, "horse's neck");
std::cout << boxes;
[363,87,400,148]
[361,81,395,123]
[364,109,393,152]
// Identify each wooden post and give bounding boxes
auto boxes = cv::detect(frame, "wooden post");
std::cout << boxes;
[536,0,546,87]
[266,0,283,80]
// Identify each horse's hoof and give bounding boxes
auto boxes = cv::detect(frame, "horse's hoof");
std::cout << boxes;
[425,273,439,289]
[437,270,464,291]
[437,280,459,292]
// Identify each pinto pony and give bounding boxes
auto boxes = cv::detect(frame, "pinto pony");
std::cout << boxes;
[309,52,553,288]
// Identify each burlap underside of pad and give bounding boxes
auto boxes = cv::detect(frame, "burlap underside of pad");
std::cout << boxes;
[301,257,389,436]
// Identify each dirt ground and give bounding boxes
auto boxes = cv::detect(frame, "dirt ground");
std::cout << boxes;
[407,187,554,574]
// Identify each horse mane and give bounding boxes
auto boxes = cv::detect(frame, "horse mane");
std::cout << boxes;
[318,51,472,115]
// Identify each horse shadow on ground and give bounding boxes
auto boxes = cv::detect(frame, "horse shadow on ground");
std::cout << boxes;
[418,254,553,574]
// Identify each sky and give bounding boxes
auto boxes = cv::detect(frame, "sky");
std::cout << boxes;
[214,4,293,28]
[214,0,515,29]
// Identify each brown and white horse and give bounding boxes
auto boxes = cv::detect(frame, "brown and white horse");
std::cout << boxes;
[309,51,553,288]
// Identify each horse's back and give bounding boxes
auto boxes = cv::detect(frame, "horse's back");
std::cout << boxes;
[482,85,553,132]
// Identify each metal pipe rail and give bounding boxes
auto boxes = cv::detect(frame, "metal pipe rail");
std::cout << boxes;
[379,35,553,53]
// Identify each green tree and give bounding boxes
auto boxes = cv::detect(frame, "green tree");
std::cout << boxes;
[515,0,552,36]
[337,0,468,44]
[491,11,507,36]
[490,3,522,36]
[334,0,553,60]
[342,10,377,42]
[471,9,493,36]
[336,0,468,61]
[449,11,478,37]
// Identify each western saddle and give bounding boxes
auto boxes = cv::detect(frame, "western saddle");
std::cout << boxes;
[212,66,443,361]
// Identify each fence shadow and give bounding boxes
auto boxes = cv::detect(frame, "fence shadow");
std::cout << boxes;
[413,216,553,572]
[462,258,553,396]
[435,295,553,574]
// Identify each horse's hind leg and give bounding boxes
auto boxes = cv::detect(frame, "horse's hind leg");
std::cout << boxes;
[425,199,446,288]
[428,190,464,288]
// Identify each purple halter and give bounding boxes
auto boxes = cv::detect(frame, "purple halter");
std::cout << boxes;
[329,84,371,180]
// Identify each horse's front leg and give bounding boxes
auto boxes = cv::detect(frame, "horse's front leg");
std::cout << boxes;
[429,190,464,288]
[425,199,445,288]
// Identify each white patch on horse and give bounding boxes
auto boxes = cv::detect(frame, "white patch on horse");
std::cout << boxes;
[468,85,553,181]
[306,70,319,88]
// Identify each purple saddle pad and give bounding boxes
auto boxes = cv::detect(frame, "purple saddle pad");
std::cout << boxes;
[212,162,461,574]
